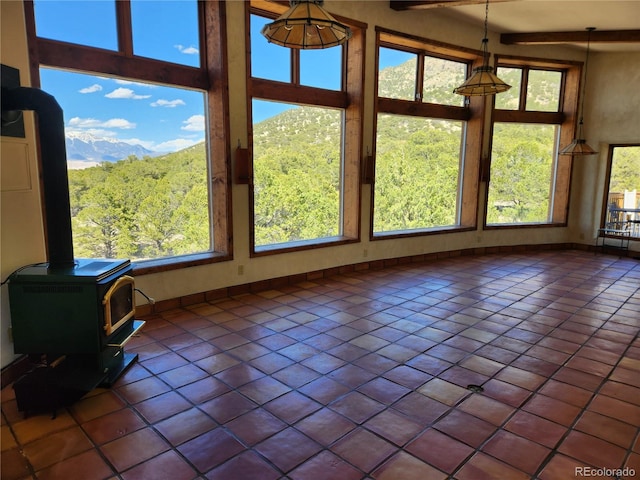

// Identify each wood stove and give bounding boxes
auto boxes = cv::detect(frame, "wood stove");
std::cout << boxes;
[2,82,145,414]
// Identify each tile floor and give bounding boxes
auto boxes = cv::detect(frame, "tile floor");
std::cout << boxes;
[2,250,639,480]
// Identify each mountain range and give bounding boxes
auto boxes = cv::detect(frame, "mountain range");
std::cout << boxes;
[65,131,157,168]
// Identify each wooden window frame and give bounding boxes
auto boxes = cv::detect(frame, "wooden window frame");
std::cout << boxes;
[371,28,484,240]
[23,0,232,275]
[600,144,640,238]
[485,55,581,229]
[247,1,365,256]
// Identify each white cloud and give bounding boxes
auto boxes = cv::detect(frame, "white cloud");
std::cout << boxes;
[154,138,201,152]
[114,79,157,88]
[67,160,100,170]
[79,84,102,94]
[181,115,205,132]
[151,99,186,108]
[105,87,151,100]
[119,138,156,150]
[175,44,199,55]
[68,117,136,129]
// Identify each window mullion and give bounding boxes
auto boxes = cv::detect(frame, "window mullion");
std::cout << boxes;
[115,0,134,56]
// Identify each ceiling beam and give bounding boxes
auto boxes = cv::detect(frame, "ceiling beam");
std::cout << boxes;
[501,30,640,45]
[390,0,515,10]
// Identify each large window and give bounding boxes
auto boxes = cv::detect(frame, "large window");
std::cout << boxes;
[248,3,363,253]
[602,145,640,237]
[373,29,483,237]
[486,57,581,226]
[26,1,230,271]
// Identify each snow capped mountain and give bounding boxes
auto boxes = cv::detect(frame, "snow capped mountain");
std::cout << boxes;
[65,131,158,168]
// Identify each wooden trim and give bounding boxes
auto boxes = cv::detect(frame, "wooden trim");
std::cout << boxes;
[492,110,565,124]
[377,27,482,59]
[391,0,515,10]
[378,97,470,121]
[115,0,133,56]
[501,30,640,46]
[250,78,348,108]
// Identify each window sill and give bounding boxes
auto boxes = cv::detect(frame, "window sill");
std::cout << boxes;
[252,236,359,257]
[132,251,232,276]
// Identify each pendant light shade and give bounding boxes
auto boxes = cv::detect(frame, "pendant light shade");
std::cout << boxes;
[559,27,598,156]
[454,0,510,96]
[261,0,352,50]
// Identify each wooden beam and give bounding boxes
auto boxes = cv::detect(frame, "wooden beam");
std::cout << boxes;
[390,0,516,11]
[501,30,640,45]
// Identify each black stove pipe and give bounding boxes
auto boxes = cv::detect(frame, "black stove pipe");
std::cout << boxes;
[1,86,75,268]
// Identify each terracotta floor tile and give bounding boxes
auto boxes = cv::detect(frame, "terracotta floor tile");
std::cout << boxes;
[264,390,321,424]
[116,376,172,404]
[254,427,322,473]
[206,450,281,480]
[457,394,515,426]
[178,427,245,473]
[134,391,191,423]
[364,409,424,446]
[236,376,291,404]
[523,394,581,426]
[453,452,530,480]
[1,447,31,480]
[574,410,637,448]
[609,366,640,388]
[405,354,453,376]
[481,430,550,474]
[22,426,92,471]
[372,451,448,480]
[327,363,377,389]
[100,427,170,472]
[298,375,351,404]
[69,390,125,423]
[438,366,489,389]
[406,428,473,473]
[175,376,229,405]
[10,410,77,445]
[331,427,398,472]
[599,380,640,406]
[225,408,286,445]
[494,366,546,390]
[295,407,356,445]
[433,410,497,448]
[272,363,322,388]
[588,394,640,425]
[199,391,257,423]
[154,407,218,446]
[537,453,601,480]
[503,410,567,448]
[358,377,411,404]
[479,379,531,407]
[35,449,114,480]
[417,378,470,406]
[81,408,146,445]
[330,391,385,424]
[289,450,363,480]
[121,450,197,480]
[558,430,628,469]
[537,379,593,408]
[383,365,432,389]
[391,391,450,424]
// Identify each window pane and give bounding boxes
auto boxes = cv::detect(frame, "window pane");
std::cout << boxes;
[605,146,640,235]
[374,114,462,233]
[131,0,200,67]
[494,67,522,110]
[487,123,558,224]
[378,47,417,100]
[253,100,342,246]
[422,56,466,106]
[34,0,117,50]
[526,69,562,112]
[39,68,211,260]
[301,48,342,90]
[251,14,291,82]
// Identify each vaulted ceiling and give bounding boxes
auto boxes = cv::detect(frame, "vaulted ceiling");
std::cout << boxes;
[390,1,640,52]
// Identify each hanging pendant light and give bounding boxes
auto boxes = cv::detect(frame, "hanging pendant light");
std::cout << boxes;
[261,0,351,50]
[454,0,511,96]
[559,27,598,156]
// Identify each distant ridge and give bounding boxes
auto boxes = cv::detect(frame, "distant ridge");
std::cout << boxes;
[65,131,158,167]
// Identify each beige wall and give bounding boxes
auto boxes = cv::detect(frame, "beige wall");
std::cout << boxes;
[1,1,638,369]
[1,1,47,367]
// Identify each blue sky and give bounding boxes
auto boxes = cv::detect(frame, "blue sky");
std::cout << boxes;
[34,1,410,165]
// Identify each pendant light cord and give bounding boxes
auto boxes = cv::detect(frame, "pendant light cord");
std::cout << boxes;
[579,27,595,126]
[482,0,490,65]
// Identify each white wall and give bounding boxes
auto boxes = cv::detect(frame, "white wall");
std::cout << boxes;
[2,1,638,369]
